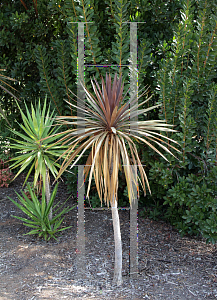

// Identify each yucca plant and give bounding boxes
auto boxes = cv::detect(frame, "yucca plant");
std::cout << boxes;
[9,99,67,220]
[54,73,180,285]
[8,182,75,241]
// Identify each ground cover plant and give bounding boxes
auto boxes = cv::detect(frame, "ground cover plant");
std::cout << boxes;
[0,167,13,188]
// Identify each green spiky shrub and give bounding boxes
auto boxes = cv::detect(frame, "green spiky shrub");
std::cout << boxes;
[9,98,67,220]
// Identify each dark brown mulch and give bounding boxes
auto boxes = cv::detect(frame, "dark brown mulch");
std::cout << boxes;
[0,174,217,299]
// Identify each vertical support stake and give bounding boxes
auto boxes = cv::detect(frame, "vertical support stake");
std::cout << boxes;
[130,165,138,278]
[77,22,85,135]
[76,22,85,278]
[130,22,138,134]
[76,165,85,278]
[130,22,138,278]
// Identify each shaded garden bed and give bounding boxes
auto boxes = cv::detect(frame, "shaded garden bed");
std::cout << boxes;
[0,175,217,299]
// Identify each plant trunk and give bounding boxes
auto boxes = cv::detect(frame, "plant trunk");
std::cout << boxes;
[111,195,123,286]
[45,168,52,221]
[110,148,122,285]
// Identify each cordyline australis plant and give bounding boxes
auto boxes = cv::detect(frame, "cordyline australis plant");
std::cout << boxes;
[54,73,180,285]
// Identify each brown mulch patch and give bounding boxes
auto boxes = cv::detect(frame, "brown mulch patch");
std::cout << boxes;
[0,174,217,299]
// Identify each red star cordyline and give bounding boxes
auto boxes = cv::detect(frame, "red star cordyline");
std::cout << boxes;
[55,73,179,206]
[54,73,180,285]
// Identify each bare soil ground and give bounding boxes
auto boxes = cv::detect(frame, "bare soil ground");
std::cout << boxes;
[0,174,217,300]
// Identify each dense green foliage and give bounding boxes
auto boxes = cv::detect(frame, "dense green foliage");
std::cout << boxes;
[143,0,217,243]
[1,0,217,242]
[163,168,217,244]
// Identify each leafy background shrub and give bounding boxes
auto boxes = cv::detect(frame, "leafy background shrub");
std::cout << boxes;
[0,158,10,169]
[0,142,13,187]
[0,140,11,168]
[163,167,217,244]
